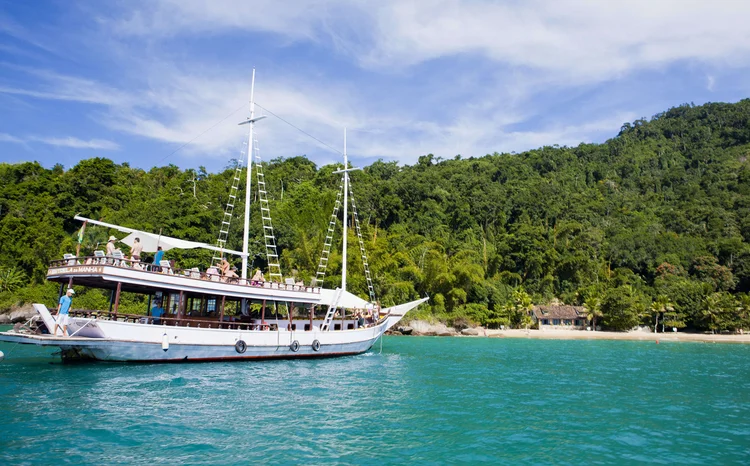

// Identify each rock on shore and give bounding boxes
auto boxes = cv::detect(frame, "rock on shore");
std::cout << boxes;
[1,304,37,323]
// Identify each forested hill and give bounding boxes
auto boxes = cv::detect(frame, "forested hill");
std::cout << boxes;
[2,99,750,331]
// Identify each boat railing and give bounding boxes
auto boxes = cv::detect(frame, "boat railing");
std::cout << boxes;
[69,310,279,331]
[49,256,322,293]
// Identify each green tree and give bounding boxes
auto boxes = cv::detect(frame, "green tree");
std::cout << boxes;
[650,295,675,333]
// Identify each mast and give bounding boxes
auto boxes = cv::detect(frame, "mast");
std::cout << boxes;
[331,129,362,292]
[241,69,256,280]
[342,128,348,292]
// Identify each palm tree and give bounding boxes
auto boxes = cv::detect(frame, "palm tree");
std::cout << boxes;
[0,266,26,293]
[702,293,722,334]
[650,295,675,333]
[584,296,602,331]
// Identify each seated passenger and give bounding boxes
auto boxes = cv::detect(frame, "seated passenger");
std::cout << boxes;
[251,269,264,285]
[225,266,239,279]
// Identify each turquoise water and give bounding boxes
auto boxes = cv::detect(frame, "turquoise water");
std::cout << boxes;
[1,332,749,465]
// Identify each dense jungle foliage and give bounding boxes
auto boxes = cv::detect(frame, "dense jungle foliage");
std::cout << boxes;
[2,100,750,332]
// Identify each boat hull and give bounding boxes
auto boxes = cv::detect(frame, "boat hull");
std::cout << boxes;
[0,332,377,362]
[0,298,427,362]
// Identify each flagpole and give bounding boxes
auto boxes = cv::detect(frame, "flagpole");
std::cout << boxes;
[76,220,88,257]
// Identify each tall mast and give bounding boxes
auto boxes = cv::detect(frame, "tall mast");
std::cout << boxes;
[332,129,362,292]
[241,69,256,280]
[342,128,348,292]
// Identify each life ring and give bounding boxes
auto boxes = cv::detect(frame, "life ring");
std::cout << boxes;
[312,340,321,352]
[235,340,247,353]
[290,340,300,352]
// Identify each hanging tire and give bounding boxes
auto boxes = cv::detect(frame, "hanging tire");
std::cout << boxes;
[290,340,300,352]
[235,340,247,354]
[312,340,321,352]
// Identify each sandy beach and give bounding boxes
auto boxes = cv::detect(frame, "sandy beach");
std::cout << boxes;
[481,328,750,344]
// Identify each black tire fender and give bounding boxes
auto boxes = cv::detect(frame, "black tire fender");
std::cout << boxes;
[312,339,321,351]
[290,340,300,352]
[235,340,247,354]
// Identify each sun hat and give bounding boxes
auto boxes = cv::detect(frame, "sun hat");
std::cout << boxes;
[108,235,117,241]
[67,289,75,294]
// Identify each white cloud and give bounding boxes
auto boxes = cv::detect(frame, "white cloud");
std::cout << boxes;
[0,132,24,143]
[0,132,119,150]
[30,137,120,150]
[5,0,747,169]
[114,0,750,83]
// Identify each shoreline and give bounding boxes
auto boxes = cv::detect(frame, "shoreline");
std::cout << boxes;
[395,322,750,344]
[482,328,750,343]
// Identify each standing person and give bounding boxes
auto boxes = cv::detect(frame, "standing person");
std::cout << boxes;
[130,237,143,263]
[152,246,164,271]
[106,236,117,255]
[153,246,164,264]
[53,288,74,337]
[150,299,165,324]
[219,258,231,276]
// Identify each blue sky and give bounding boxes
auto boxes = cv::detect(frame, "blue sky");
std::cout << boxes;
[1,0,750,172]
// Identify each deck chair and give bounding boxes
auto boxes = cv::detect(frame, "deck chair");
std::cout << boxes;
[206,267,220,282]
[159,260,173,274]
[112,250,126,267]
[190,267,201,279]
[94,250,106,264]
[63,253,78,266]
[284,278,296,287]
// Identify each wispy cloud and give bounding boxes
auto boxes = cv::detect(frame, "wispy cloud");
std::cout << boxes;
[2,0,748,170]
[0,132,24,143]
[113,0,750,83]
[30,137,120,150]
[0,132,119,150]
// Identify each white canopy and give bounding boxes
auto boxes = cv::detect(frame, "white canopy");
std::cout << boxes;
[74,215,246,257]
[319,288,373,309]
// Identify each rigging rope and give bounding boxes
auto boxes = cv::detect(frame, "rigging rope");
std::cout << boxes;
[156,103,247,165]
[255,103,344,156]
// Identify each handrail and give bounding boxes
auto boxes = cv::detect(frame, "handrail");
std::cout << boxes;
[68,309,278,330]
[49,256,322,294]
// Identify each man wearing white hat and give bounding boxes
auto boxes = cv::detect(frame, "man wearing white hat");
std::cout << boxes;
[106,235,118,255]
[53,288,75,337]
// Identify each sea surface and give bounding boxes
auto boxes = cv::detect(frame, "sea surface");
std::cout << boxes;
[1,330,749,465]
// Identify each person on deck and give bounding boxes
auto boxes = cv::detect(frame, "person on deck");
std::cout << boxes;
[152,246,164,271]
[53,288,74,337]
[106,236,117,255]
[130,237,143,263]
[250,269,264,285]
[150,300,165,324]
[219,258,231,276]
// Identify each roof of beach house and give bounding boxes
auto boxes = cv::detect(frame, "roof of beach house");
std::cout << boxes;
[532,305,587,320]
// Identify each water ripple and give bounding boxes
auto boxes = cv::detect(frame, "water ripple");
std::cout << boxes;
[1,337,749,464]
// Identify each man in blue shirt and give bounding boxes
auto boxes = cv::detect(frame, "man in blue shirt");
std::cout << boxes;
[150,300,165,324]
[54,288,74,337]
[153,246,164,271]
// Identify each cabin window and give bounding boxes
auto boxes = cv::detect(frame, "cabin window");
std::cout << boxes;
[334,324,341,331]
[347,323,354,330]
[542,319,549,325]
[207,299,216,312]
[304,324,311,331]
[291,324,297,331]
[553,319,560,325]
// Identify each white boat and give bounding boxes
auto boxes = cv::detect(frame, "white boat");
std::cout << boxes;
[0,71,427,362]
